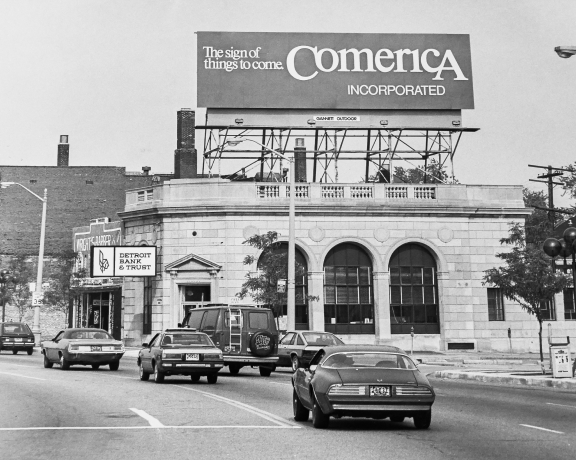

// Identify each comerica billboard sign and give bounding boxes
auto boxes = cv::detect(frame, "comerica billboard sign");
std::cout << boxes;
[197,32,474,110]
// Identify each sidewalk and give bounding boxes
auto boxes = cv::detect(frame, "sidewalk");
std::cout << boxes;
[412,351,576,390]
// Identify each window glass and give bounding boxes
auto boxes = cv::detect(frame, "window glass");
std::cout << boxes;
[487,288,505,321]
[389,243,439,334]
[162,333,213,346]
[66,329,113,340]
[302,332,344,346]
[148,333,160,347]
[280,332,296,345]
[564,289,576,320]
[296,335,305,345]
[323,352,416,370]
[540,299,556,321]
[188,310,205,329]
[201,310,219,331]
[249,312,269,330]
[2,323,31,334]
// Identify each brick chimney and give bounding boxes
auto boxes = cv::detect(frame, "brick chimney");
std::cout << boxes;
[57,135,69,166]
[174,109,197,179]
[142,166,151,176]
[294,137,307,182]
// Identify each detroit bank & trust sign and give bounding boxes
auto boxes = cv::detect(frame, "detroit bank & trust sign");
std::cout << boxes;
[197,32,474,110]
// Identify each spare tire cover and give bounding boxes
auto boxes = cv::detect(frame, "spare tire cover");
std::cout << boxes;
[249,330,275,357]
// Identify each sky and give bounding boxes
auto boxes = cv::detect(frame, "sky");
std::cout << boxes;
[1,0,576,207]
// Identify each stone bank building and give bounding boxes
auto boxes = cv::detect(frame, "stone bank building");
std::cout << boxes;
[118,174,560,353]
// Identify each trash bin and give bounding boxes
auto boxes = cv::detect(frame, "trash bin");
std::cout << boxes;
[549,345,572,378]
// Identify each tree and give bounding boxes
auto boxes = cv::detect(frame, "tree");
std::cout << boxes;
[5,255,35,322]
[43,250,83,317]
[483,222,570,369]
[522,189,554,243]
[394,159,454,184]
[236,231,317,327]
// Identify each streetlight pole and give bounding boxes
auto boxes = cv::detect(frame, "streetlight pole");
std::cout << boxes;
[1,182,47,345]
[223,137,297,330]
[543,227,576,309]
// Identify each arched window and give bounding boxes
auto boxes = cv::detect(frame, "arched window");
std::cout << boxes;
[389,244,439,334]
[258,243,309,330]
[323,243,374,334]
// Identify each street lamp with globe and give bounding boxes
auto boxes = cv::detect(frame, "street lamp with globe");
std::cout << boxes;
[543,227,576,308]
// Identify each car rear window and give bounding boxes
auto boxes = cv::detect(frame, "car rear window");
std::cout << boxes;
[162,333,213,347]
[2,323,31,334]
[323,352,416,370]
[249,312,269,330]
[65,330,113,340]
[303,332,343,346]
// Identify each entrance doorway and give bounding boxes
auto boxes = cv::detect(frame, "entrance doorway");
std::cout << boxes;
[181,285,211,319]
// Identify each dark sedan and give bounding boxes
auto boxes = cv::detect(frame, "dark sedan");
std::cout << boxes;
[278,331,344,371]
[0,322,35,355]
[292,345,435,429]
[41,328,125,370]
[137,328,224,384]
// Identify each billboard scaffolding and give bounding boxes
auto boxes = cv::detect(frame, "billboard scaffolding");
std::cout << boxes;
[198,125,478,184]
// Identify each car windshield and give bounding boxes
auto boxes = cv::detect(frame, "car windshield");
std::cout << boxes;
[303,332,344,346]
[2,323,32,334]
[161,333,213,347]
[65,330,113,340]
[323,352,417,370]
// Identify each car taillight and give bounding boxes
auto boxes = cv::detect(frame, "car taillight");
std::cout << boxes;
[328,384,367,396]
[162,351,180,359]
[395,386,433,395]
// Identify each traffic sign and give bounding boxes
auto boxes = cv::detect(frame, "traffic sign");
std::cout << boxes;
[32,291,43,306]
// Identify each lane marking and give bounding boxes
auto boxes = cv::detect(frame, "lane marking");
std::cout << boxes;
[520,424,564,434]
[0,425,299,431]
[129,408,164,427]
[173,385,300,428]
[0,371,46,381]
[547,402,576,409]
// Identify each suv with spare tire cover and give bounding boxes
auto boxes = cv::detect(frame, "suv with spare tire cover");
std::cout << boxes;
[181,305,279,376]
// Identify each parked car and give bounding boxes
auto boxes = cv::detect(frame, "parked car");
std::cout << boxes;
[180,305,279,376]
[137,328,224,384]
[292,345,435,429]
[41,328,125,370]
[0,322,35,355]
[278,331,344,371]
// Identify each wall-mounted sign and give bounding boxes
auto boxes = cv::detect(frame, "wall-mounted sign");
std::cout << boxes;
[90,246,157,277]
[197,32,474,110]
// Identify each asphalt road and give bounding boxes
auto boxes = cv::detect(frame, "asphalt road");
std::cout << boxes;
[1,350,575,460]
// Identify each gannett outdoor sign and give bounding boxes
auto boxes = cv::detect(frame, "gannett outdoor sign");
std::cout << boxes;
[197,32,474,110]
[90,246,157,277]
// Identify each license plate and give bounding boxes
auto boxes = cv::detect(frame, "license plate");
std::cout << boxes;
[91,346,102,352]
[369,386,391,397]
[15,338,23,342]
[185,353,199,361]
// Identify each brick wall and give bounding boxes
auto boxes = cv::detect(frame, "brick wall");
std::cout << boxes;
[0,166,162,255]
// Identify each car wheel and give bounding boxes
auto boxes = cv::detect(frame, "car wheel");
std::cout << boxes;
[59,354,70,370]
[153,363,164,383]
[312,398,330,429]
[413,410,432,429]
[229,365,241,375]
[139,362,150,381]
[109,361,120,371]
[259,366,272,377]
[27,348,33,356]
[293,389,310,422]
[207,373,218,384]
[390,415,405,423]
[91,364,100,370]
[190,373,200,382]
[12,350,17,355]
[291,355,300,372]
[43,352,53,369]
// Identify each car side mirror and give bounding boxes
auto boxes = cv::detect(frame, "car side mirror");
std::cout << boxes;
[142,342,149,348]
[309,364,317,372]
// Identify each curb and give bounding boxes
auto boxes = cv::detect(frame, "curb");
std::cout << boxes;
[432,370,576,390]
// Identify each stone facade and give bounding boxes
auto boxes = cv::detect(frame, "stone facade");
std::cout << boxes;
[117,178,576,354]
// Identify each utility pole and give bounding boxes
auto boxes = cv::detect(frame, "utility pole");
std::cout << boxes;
[528,164,571,227]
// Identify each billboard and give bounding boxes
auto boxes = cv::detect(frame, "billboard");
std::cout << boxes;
[197,32,474,110]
